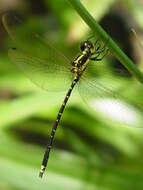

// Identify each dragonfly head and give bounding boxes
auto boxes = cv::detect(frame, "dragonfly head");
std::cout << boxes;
[80,40,94,53]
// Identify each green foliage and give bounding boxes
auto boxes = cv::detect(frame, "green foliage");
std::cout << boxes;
[0,0,143,190]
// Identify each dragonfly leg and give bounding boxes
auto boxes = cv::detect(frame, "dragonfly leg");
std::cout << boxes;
[90,48,109,61]
[94,39,102,51]
[94,36,110,53]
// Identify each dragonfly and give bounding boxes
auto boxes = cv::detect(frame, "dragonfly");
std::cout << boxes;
[2,13,143,178]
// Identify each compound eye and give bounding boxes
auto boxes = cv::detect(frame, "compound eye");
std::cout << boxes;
[80,42,85,51]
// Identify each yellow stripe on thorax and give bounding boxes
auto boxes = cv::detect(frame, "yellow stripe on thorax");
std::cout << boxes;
[81,59,89,72]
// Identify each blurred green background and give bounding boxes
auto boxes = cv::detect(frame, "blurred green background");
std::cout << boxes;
[0,0,143,190]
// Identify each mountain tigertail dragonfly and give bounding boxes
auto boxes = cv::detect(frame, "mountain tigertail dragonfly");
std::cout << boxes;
[2,12,143,178]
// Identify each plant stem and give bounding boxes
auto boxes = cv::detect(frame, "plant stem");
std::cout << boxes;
[68,0,143,84]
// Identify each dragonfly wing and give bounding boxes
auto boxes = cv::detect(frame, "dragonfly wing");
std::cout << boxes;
[3,13,73,91]
[78,62,143,128]
[8,48,73,91]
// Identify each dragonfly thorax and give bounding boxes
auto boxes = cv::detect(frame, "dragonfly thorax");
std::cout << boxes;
[71,40,94,77]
